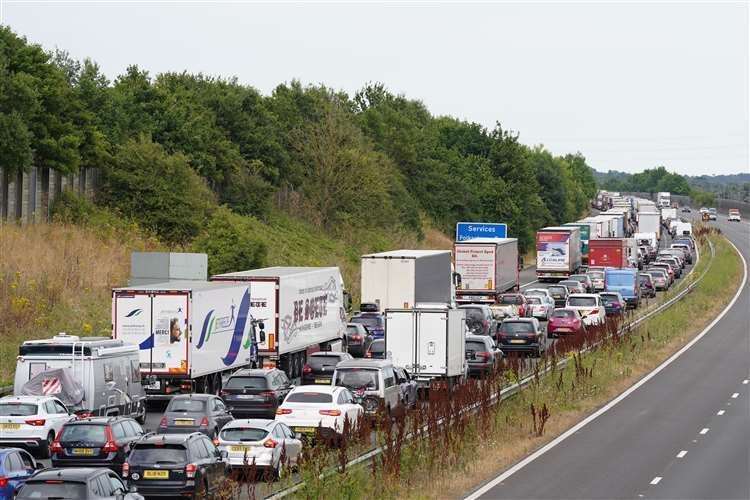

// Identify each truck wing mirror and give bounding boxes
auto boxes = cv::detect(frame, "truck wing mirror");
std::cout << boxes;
[258,322,265,331]
[259,330,266,343]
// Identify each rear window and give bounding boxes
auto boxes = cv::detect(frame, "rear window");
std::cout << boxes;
[461,307,485,321]
[369,340,385,354]
[499,295,522,305]
[526,297,541,304]
[568,297,597,307]
[60,424,107,443]
[0,403,38,416]
[500,321,534,334]
[308,355,344,370]
[466,341,487,352]
[346,325,361,335]
[599,295,618,305]
[551,310,576,319]
[334,368,380,391]
[220,427,268,442]
[548,286,566,295]
[225,376,268,390]
[351,316,383,329]
[285,392,334,404]
[17,482,87,499]
[588,272,604,279]
[167,399,206,412]
[129,444,187,464]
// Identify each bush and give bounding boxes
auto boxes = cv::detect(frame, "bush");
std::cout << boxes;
[50,190,149,241]
[219,161,273,220]
[192,206,267,275]
[99,139,216,245]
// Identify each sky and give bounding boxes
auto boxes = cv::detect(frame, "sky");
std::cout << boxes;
[2,1,748,176]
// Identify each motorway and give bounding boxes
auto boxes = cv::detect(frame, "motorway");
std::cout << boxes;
[467,213,750,500]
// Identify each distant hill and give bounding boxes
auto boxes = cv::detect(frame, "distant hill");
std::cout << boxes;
[688,173,750,186]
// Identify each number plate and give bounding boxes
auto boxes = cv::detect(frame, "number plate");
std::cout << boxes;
[315,378,330,384]
[145,380,161,390]
[175,419,194,426]
[0,423,20,430]
[144,470,169,479]
[236,394,258,400]
[556,327,572,332]
[509,339,526,344]
[230,445,253,453]
[294,426,316,434]
[72,448,95,456]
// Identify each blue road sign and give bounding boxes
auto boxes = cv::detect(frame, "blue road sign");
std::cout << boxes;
[455,222,508,242]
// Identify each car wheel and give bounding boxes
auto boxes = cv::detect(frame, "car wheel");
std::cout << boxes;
[39,431,54,459]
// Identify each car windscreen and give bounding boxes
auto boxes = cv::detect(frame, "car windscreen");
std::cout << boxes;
[224,376,268,390]
[346,325,362,335]
[308,355,344,370]
[568,297,597,307]
[351,316,383,329]
[129,444,187,464]
[499,295,522,305]
[60,424,107,443]
[166,399,206,412]
[500,322,534,334]
[334,368,380,391]
[220,427,268,442]
[0,403,38,416]
[551,310,576,319]
[607,274,635,287]
[639,274,651,282]
[369,341,385,354]
[17,482,87,499]
[285,392,334,403]
[647,271,666,279]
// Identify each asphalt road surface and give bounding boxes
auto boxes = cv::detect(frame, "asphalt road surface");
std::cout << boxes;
[467,212,749,500]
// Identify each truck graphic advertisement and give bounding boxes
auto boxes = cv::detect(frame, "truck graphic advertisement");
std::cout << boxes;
[537,232,571,270]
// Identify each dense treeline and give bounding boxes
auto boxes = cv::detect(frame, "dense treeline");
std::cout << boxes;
[0,27,597,261]
[596,166,717,206]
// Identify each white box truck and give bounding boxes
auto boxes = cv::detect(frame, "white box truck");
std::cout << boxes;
[360,250,453,310]
[113,280,263,398]
[209,267,348,380]
[384,306,466,388]
[661,207,677,222]
[535,226,582,280]
[453,238,519,302]
[638,212,661,240]
[658,192,671,208]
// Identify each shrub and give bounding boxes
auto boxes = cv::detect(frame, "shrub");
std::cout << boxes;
[219,161,273,220]
[50,190,148,241]
[192,206,267,275]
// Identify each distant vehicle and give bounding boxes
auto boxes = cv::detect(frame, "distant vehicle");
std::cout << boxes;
[728,209,741,222]
[656,258,682,279]
[221,368,293,419]
[644,269,669,291]
[275,386,363,441]
[394,367,418,409]
[708,208,717,220]
[0,448,42,499]
[559,280,586,295]
[604,268,640,308]
[569,274,595,293]
[566,294,606,326]
[350,312,385,340]
[523,288,554,302]
[454,239,520,301]
[524,296,553,321]
[465,334,502,376]
[302,351,353,386]
[649,263,674,284]
[18,467,141,500]
[123,432,227,498]
[699,207,708,213]
[536,227,583,280]
[51,416,145,474]
[215,419,301,480]
[157,394,233,440]
[659,250,685,268]
[670,244,693,264]
[459,304,497,335]
[332,359,402,417]
[599,292,626,317]
[586,270,605,291]
[547,308,586,338]
[546,285,570,308]
[638,273,657,298]
[365,339,386,359]
[491,294,530,320]
[345,323,373,357]
[0,395,74,458]
[496,318,545,357]
[681,206,691,213]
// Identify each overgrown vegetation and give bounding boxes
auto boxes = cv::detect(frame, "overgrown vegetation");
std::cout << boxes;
[595,165,718,207]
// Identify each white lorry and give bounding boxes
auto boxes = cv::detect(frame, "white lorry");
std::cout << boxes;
[453,238,519,302]
[675,222,693,236]
[384,306,466,388]
[536,226,582,280]
[661,207,677,222]
[209,267,349,381]
[658,192,671,208]
[360,250,453,310]
[638,212,661,240]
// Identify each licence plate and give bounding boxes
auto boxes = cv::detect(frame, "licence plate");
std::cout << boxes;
[294,426,316,434]
[145,380,161,390]
[72,448,95,456]
[509,339,526,344]
[315,378,330,384]
[236,394,259,400]
[230,445,253,453]
[144,470,169,479]
[556,327,572,332]
[0,423,20,430]
[175,419,194,426]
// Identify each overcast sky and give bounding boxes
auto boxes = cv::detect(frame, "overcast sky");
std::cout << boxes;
[3,1,748,176]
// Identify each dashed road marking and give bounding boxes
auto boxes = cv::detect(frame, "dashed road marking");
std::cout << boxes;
[731,392,739,399]
[676,450,687,458]
[699,428,709,435]
[717,410,725,416]
[650,477,662,485]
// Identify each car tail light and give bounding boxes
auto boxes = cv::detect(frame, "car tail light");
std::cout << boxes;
[591,309,599,315]
[122,462,130,478]
[260,391,275,399]
[482,319,489,328]
[199,417,209,427]
[365,352,372,358]
[159,417,167,427]
[303,364,312,374]
[24,418,46,426]
[220,389,229,396]
[0,477,7,488]
[351,334,362,341]
[264,439,278,448]
[276,408,292,415]
[185,463,198,479]
[319,409,342,416]
[50,438,63,454]
[476,351,491,361]
[518,306,525,316]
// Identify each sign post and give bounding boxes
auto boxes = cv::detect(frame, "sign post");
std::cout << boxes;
[455,222,508,242]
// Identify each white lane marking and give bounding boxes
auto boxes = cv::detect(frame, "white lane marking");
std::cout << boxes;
[731,393,739,398]
[717,410,725,416]
[699,428,709,435]
[464,236,748,500]
[743,380,748,385]
[520,280,539,289]
[676,450,687,458]
[650,477,662,485]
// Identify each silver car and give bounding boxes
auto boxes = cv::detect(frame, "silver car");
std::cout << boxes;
[157,394,233,439]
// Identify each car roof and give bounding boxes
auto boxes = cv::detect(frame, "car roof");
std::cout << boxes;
[29,467,105,480]
[465,334,493,342]
[568,293,599,299]
[310,351,348,357]
[336,358,392,369]
[0,395,57,403]
[170,393,214,400]
[65,416,126,425]
[138,433,203,445]
[501,317,535,323]
[289,385,340,394]
[231,368,278,378]
[223,418,276,429]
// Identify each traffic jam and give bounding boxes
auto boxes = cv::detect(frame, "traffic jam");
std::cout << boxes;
[0,191,699,499]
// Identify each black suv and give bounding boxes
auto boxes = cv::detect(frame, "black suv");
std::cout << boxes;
[17,467,141,499]
[221,368,293,419]
[124,433,227,498]
[51,416,146,475]
[302,351,353,385]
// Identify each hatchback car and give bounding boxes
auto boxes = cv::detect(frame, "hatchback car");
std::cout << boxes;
[459,304,497,335]
[221,369,293,419]
[349,312,385,339]
[566,294,606,326]
[216,419,301,480]
[18,467,141,500]
[547,308,585,338]
[644,269,669,291]
[345,323,373,357]
[649,263,674,284]
[547,285,570,308]
[569,274,594,293]
[365,339,386,359]
[524,295,553,321]
[123,433,227,498]
[0,395,73,458]
[559,280,586,295]
[51,416,146,473]
[495,318,545,357]
[493,294,530,319]
[599,292,626,317]
[638,273,657,298]
[465,334,502,375]
[275,386,363,441]
[333,359,402,417]
[0,448,42,499]
[302,351,353,385]
[586,270,605,291]
[158,394,233,440]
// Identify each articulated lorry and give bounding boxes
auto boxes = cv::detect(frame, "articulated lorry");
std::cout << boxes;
[638,212,661,240]
[536,226,582,280]
[453,238,519,302]
[563,222,594,264]
[588,238,632,268]
[657,192,671,208]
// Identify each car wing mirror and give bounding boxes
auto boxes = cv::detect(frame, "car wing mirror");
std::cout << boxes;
[220,450,228,460]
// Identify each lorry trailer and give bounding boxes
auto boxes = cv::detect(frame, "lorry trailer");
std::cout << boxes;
[453,238,519,302]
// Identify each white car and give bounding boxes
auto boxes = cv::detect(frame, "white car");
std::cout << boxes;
[523,288,554,302]
[216,418,302,479]
[275,386,362,442]
[565,294,606,326]
[728,210,741,222]
[524,295,553,321]
[0,395,74,458]
[586,270,605,291]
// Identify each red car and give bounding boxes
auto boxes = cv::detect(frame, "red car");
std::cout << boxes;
[547,308,586,338]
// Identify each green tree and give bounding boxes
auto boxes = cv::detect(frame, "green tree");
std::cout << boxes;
[193,206,267,275]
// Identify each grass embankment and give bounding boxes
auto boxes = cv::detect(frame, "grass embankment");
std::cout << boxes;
[287,230,741,500]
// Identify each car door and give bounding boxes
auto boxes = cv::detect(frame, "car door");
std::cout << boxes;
[50,399,74,435]
[275,372,293,403]
[188,438,212,489]
[6,451,30,495]
[200,436,224,487]
[340,389,360,426]
[381,367,400,411]
[211,398,232,430]
[278,423,302,465]
[107,472,128,499]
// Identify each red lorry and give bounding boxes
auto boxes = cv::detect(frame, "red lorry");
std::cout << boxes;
[588,238,629,268]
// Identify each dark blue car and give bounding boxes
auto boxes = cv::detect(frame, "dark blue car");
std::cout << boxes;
[0,448,41,499]
[350,312,385,339]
